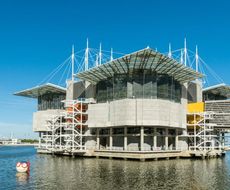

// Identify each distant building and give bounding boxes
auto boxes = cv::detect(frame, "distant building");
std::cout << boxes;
[0,138,21,145]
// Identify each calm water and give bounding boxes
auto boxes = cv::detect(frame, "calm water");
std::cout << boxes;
[0,146,230,190]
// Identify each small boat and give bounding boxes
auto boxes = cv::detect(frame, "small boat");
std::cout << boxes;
[16,161,30,173]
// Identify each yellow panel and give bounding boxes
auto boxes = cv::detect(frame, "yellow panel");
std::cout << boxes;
[187,102,204,113]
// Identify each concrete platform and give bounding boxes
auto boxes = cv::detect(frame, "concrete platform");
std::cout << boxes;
[37,148,225,161]
[84,150,182,161]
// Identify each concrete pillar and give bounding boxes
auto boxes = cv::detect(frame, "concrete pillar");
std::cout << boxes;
[124,127,127,151]
[39,132,41,148]
[175,129,178,150]
[140,126,144,151]
[66,80,74,100]
[165,128,168,150]
[222,133,225,148]
[153,127,157,150]
[109,128,113,150]
[96,128,100,150]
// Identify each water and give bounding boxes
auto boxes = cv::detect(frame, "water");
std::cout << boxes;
[1,146,230,190]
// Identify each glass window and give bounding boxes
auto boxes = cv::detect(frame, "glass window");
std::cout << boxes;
[144,127,153,134]
[127,127,140,134]
[168,129,176,135]
[157,74,169,99]
[99,128,109,135]
[38,93,65,111]
[157,128,166,135]
[113,128,124,134]
[95,69,181,103]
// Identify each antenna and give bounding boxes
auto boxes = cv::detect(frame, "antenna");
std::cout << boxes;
[99,43,102,65]
[195,45,199,72]
[184,38,187,66]
[71,45,74,81]
[85,38,89,71]
[168,43,172,58]
[110,48,113,61]
[180,49,183,64]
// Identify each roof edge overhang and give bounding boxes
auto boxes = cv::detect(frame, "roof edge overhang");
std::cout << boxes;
[203,83,230,99]
[14,83,66,98]
[76,47,203,84]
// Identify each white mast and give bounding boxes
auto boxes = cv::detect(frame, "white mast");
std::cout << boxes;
[71,45,74,81]
[110,48,113,61]
[184,38,187,66]
[195,45,199,72]
[180,49,183,64]
[85,38,89,71]
[99,43,102,65]
[95,54,99,67]
[168,43,172,58]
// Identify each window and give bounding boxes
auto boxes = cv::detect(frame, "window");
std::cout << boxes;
[113,128,124,134]
[95,70,181,103]
[127,127,140,134]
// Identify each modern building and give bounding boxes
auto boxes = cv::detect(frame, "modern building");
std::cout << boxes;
[14,47,229,160]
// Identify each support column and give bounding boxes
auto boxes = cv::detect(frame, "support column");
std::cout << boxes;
[140,126,144,151]
[222,132,225,148]
[124,127,127,151]
[109,128,113,150]
[96,128,100,150]
[175,129,178,150]
[153,127,157,150]
[165,128,168,150]
[39,132,41,148]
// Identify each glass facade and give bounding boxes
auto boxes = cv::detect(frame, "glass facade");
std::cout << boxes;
[38,93,65,111]
[96,69,181,103]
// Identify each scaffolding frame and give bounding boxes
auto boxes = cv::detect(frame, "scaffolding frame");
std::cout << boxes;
[39,98,91,154]
[187,111,222,151]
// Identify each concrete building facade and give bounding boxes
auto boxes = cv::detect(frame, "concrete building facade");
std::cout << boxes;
[14,48,228,159]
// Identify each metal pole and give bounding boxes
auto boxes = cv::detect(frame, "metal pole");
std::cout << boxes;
[85,39,89,71]
[184,38,187,66]
[72,45,74,81]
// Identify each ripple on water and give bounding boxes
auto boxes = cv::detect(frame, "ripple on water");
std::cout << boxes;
[0,146,230,190]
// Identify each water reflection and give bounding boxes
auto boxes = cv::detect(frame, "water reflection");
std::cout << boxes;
[1,146,230,190]
[16,172,29,184]
[30,156,230,190]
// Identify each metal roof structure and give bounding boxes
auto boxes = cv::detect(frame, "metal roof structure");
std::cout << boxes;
[14,83,66,98]
[77,48,203,84]
[203,83,230,98]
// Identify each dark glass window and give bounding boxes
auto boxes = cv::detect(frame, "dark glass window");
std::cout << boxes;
[38,93,65,111]
[127,127,140,134]
[113,128,124,134]
[99,128,109,135]
[157,128,166,135]
[90,128,97,135]
[144,127,153,134]
[95,70,181,103]
[168,129,176,135]
[157,74,169,99]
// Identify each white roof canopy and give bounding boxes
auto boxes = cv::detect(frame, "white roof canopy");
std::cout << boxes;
[14,83,66,98]
[77,48,203,84]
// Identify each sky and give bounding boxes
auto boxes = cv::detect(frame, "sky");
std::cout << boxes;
[0,0,230,139]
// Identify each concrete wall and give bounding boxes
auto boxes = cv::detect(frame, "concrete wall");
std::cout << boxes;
[66,80,96,100]
[33,109,63,132]
[88,99,186,129]
[187,82,202,103]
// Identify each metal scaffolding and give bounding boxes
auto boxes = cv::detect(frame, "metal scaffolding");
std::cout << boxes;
[39,98,90,154]
[187,111,222,151]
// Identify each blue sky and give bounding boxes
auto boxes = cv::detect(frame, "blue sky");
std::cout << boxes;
[0,0,230,138]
